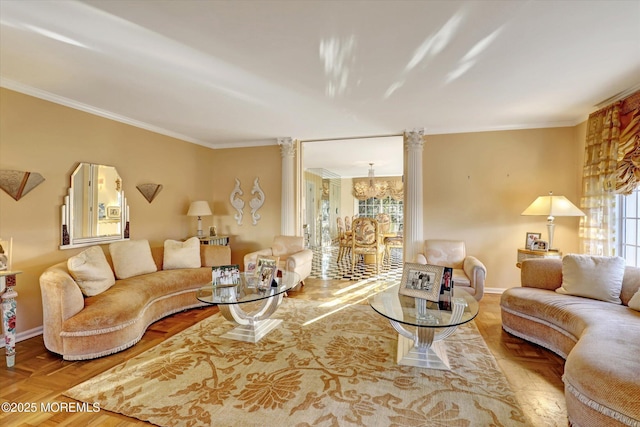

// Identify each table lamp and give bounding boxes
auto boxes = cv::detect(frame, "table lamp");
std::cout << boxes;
[187,201,212,238]
[521,191,585,250]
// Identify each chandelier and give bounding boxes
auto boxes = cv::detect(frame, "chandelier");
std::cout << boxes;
[364,163,381,199]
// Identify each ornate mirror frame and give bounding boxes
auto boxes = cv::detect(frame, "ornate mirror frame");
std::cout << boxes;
[60,162,130,249]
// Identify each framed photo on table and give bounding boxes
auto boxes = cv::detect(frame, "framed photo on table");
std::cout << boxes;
[398,263,444,303]
[212,264,240,285]
[525,232,542,249]
[531,240,549,252]
[438,267,454,311]
[256,256,278,290]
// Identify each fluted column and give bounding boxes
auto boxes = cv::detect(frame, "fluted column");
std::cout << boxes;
[404,128,425,263]
[278,137,296,236]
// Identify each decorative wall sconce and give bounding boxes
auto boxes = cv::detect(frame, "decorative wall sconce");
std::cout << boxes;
[0,170,45,201]
[136,183,163,203]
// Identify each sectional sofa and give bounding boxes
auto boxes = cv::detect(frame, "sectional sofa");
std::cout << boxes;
[40,239,230,360]
[500,257,640,427]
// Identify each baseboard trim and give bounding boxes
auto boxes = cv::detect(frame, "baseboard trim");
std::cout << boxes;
[484,287,506,294]
[0,326,43,348]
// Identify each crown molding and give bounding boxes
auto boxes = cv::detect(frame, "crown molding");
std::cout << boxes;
[0,78,212,147]
[1,78,588,150]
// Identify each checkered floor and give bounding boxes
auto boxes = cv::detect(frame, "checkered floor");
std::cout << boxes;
[309,245,404,281]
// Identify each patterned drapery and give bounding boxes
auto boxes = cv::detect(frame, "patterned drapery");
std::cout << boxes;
[579,90,640,256]
[616,92,640,195]
[352,177,403,201]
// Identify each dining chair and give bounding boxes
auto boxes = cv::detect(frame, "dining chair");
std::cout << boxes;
[351,217,385,274]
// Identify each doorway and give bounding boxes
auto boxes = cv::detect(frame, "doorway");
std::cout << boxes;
[300,135,404,249]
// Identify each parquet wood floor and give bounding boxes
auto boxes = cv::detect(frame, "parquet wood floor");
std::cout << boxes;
[0,280,567,426]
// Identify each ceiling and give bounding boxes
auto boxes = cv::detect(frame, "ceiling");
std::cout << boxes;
[1,1,639,177]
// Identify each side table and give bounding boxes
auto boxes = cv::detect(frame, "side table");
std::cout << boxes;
[516,248,562,268]
[1,270,21,367]
[199,236,230,246]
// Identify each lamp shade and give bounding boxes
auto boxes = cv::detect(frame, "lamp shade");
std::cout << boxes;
[521,192,585,217]
[187,201,212,217]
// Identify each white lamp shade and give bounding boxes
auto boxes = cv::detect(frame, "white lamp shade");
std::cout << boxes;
[187,201,212,217]
[521,194,585,217]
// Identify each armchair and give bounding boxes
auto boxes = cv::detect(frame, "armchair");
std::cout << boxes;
[244,235,313,285]
[415,239,486,301]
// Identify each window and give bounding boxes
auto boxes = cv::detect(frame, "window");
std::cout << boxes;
[357,197,403,232]
[619,186,639,267]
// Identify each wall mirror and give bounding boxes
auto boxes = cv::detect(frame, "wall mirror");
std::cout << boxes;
[60,162,129,249]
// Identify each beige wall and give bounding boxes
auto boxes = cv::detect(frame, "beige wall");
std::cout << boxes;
[422,127,584,289]
[1,87,590,340]
[0,88,282,336]
[210,145,282,266]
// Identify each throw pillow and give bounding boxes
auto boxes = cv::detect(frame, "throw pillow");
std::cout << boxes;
[556,254,626,304]
[629,290,640,312]
[67,246,116,297]
[109,239,157,279]
[163,237,201,270]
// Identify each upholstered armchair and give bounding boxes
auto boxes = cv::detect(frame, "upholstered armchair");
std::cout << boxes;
[244,235,313,285]
[351,217,385,274]
[415,239,486,301]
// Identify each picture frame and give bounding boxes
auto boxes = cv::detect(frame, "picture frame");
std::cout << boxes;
[209,226,217,237]
[525,232,542,249]
[531,239,548,252]
[256,256,278,290]
[0,237,13,272]
[107,206,121,219]
[398,263,444,302]
[212,264,240,285]
[438,267,454,311]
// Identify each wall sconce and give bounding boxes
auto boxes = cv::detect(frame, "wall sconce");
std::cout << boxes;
[0,170,45,201]
[136,183,163,203]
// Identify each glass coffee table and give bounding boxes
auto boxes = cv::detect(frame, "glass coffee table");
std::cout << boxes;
[196,270,300,343]
[368,285,479,370]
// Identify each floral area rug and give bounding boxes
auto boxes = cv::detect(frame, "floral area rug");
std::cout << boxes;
[65,299,530,426]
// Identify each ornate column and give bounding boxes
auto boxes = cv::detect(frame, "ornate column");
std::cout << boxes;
[278,137,296,236]
[404,128,425,263]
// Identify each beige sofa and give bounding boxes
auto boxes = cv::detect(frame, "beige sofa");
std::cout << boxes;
[500,258,640,427]
[40,244,230,360]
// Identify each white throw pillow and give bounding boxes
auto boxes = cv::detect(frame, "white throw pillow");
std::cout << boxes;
[556,254,625,304]
[629,290,640,312]
[163,237,201,270]
[109,239,157,279]
[67,246,116,297]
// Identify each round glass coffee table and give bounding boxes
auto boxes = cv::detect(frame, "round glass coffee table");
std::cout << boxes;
[368,286,479,370]
[196,270,300,343]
